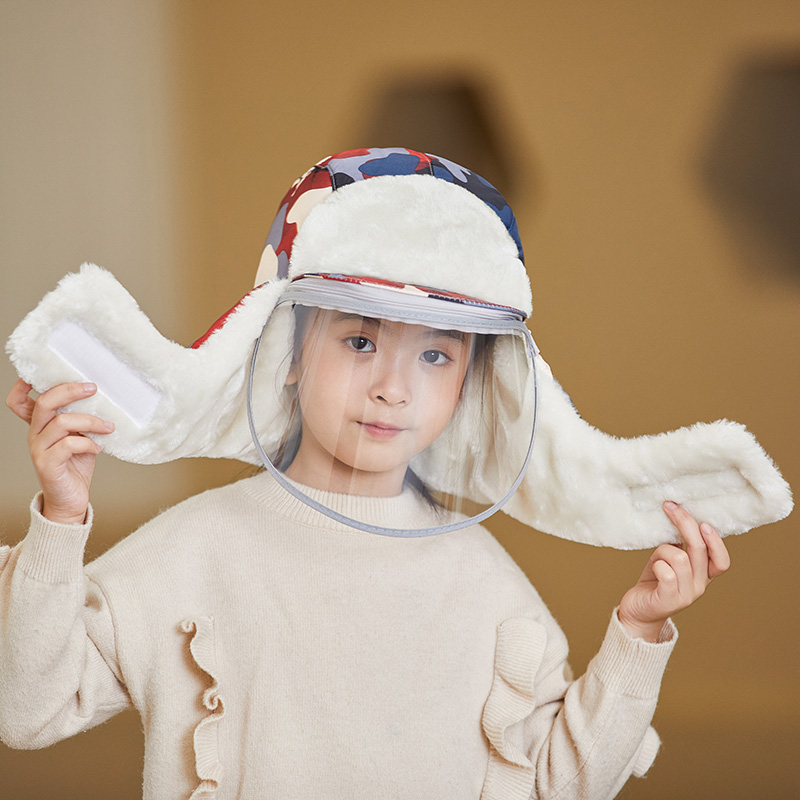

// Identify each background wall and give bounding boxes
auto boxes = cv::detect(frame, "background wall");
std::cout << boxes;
[1,1,798,798]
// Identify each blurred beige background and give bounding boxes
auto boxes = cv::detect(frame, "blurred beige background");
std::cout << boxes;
[1,1,798,798]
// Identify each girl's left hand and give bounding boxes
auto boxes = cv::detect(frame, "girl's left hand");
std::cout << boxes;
[618,501,731,642]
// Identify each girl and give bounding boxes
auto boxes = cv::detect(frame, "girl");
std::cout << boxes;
[1,148,791,799]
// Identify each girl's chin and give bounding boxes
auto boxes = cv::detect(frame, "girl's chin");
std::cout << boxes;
[311,464,408,497]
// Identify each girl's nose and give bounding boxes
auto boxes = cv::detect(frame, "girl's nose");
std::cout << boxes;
[369,356,411,406]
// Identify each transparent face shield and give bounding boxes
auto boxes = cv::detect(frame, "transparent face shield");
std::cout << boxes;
[246,275,539,536]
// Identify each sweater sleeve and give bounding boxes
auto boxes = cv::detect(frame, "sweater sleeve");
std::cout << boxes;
[0,496,132,749]
[482,609,675,800]
[533,610,675,799]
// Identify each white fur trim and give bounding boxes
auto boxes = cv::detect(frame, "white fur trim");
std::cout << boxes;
[289,175,533,316]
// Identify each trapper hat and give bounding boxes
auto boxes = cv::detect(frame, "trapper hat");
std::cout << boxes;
[7,147,792,547]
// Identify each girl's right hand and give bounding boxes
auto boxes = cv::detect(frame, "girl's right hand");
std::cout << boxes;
[6,379,115,525]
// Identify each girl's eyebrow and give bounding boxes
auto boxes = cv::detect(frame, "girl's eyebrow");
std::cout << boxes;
[425,329,467,343]
[331,312,378,326]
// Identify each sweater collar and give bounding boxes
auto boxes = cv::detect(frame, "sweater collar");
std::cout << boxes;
[240,470,447,534]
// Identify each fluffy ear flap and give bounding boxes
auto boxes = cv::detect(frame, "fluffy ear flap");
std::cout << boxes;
[503,354,793,549]
[5,263,289,464]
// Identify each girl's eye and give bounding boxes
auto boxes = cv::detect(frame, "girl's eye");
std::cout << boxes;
[421,349,450,365]
[345,336,375,352]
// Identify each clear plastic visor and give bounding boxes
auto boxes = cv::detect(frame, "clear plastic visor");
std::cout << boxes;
[246,280,538,536]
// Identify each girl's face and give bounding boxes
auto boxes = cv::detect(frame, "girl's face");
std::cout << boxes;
[284,310,472,496]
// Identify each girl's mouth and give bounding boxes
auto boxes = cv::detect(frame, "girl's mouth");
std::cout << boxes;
[359,421,405,439]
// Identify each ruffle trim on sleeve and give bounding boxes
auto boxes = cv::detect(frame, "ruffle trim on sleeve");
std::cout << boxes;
[632,726,661,777]
[180,616,226,799]
[481,617,548,800]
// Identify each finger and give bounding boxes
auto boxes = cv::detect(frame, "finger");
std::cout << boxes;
[651,542,692,579]
[700,522,731,579]
[39,433,104,465]
[6,379,35,423]
[31,412,115,455]
[663,501,709,589]
[29,382,98,436]
[651,557,678,591]
[649,543,695,600]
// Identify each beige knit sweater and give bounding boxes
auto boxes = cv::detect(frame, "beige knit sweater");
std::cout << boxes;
[0,473,675,799]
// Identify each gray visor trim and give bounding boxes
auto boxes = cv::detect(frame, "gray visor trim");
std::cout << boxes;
[246,316,540,538]
[278,279,533,338]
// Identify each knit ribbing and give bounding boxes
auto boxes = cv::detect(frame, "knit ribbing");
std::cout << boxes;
[17,494,93,584]
[589,612,677,699]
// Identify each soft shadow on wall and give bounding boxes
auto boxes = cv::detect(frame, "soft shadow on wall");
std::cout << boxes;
[701,54,800,281]
[359,71,531,203]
